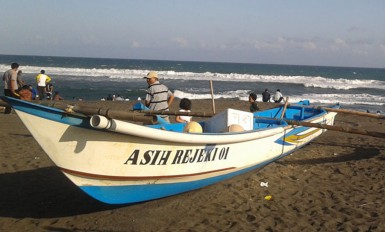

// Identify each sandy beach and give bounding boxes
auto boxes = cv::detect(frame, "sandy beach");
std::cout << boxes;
[1,99,384,231]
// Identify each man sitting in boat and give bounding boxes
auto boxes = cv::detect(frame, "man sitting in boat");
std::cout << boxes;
[19,85,32,101]
[176,98,192,123]
[144,71,174,122]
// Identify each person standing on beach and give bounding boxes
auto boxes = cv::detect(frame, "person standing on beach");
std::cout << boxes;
[36,69,51,100]
[262,89,271,102]
[45,82,54,100]
[249,93,259,112]
[17,70,25,89]
[144,71,174,122]
[2,62,20,98]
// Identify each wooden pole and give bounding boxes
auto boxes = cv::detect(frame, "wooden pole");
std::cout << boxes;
[139,110,214,117]
[254,116,385,139]
[321,107,384,120]
[285,103,385,120]
[210,80,216,114]
[280,97,289,119]
[44,101,216,118]
[47,102,158,124]
[285,119,385,139]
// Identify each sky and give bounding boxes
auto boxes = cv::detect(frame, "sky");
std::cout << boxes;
[1,0,385,68]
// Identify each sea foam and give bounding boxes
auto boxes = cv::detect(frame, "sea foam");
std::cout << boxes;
[2,64,384,91]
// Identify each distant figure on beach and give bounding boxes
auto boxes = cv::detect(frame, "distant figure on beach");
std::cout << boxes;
[18,85,32,101]
[45,83,54,100]
[2,62,20,99]
[115,95,124,101]
[144,71,174,122]
[53,91,64,100]
[176,98,192,123]
[272,89,285,103]
[262,89,271,102]
[36,69,51,100]
[17,70,25,89]
[106,94,113,101]
[249,93,259,112]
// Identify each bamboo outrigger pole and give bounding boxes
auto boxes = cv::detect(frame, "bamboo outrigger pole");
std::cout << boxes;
[253,115,385,139]
[47,102,158,124]
[139,110,214,117]
[280,97,289,119]
[210,80,216,114]
[285,103,385,120]
[321,107,385,120]
[285,119,385,139]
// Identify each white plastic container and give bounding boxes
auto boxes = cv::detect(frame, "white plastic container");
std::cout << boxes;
[204,108,254,132]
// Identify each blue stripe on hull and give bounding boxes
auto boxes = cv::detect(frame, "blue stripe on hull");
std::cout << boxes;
[79,157,281,204]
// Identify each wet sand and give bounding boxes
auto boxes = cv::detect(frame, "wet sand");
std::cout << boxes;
[1,99,384,231]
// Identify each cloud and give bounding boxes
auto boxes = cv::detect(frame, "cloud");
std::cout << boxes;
[251,37,318,51]
[34,35,43,41]
[302,41,317,50]
[252,38,283,50]
[131,41,141,48]
[171,37,189,48]
[329,38,378,55]
[333,38,348,47]
[81,35,100,45]
[347,26,366,33]
[379,43,385,54]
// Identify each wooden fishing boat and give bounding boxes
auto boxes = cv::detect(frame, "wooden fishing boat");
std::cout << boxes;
[2,97,339,204]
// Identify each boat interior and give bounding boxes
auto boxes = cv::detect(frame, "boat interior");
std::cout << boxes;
[148,101,324,133]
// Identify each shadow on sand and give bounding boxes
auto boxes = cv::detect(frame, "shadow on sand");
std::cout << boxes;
[277,143,384,166]
[0,167,125,218]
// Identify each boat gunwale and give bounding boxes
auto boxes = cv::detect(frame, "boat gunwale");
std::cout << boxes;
[4,97,336,145]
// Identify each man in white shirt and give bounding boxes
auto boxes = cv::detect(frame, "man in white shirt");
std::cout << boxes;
[273,89,285,103]
[3,62,20,98]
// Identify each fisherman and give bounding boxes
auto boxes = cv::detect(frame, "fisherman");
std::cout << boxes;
[144,71,174,122]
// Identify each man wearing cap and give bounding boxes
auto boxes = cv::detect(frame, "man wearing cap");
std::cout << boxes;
[144,71,174,122]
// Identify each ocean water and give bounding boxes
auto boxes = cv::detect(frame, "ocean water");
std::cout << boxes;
[1,54,384,113]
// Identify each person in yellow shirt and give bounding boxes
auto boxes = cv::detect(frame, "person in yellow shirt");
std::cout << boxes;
[36,69,52,100]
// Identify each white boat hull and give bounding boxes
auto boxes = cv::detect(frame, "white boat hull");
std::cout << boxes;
[6,97,337,204]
